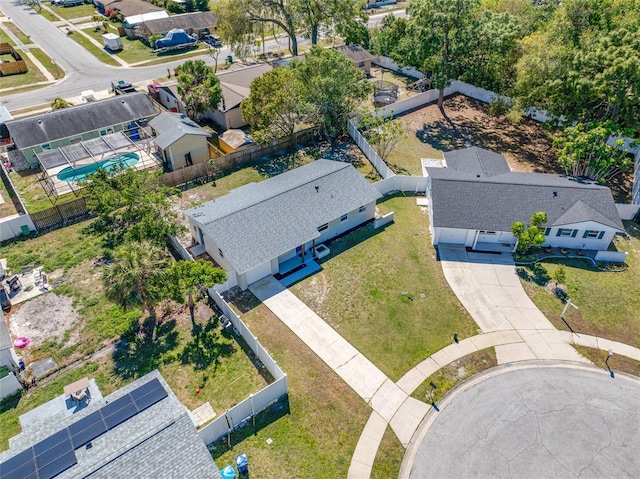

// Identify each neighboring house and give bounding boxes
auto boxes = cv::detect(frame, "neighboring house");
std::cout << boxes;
[184,159,382,290]
[4,93,157,170]
[0,370,222,478]
[101,0,163,18]
[136,11,217,41]
[123,10,169,30]
[425,147,625,252]
[0,311,22,401]
[207,63,273,130]
[334,44,374,75]
[157,84,183,112]
[149,111,211,170]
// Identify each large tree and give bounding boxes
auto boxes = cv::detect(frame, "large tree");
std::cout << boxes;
[512,212,547,253]
[176,60,222,119]
[405,0,481,108]
[169,260,228,323]
[241,67,309,143]
[290,46,372,139]
[553,122,635,183]
[81,167,182,247]
[103,240,172,335]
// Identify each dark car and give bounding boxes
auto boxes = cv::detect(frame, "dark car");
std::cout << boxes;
[204,34,222,48]
[0,285,11,312]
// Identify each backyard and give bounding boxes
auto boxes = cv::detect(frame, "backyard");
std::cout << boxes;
[0,221,270,451]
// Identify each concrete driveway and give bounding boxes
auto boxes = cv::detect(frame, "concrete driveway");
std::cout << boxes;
[438,245,587,364]
[406,365,640,479]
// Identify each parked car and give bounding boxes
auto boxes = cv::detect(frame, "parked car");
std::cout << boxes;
[203,34,222,48]
[0,285,11,312]
[147,83,161,95]
[112,80,136,95]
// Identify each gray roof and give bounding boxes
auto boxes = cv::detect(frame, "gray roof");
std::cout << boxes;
[335,44,374,63]
[439,146,512,178]
[0,310,12,351]
[184,159,382,274]
[427,148,624,232]
[217,63,272,111]
[142,11,216,34]
[5,93,156,150]
[149,112,211,149]
[0,370,221,479]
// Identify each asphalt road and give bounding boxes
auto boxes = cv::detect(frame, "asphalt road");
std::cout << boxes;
[408,366,640,478]
[1,1,407,111]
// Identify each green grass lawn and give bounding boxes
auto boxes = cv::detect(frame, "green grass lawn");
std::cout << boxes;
[67,30,120,66]
[0,172,19,218]
[4,22,30,44]
[0,54,47,89]
[0,220,269,450]
[371,426,405,479]
[48,3,97,20]
[8,170,77,212]
[213,293,372,477]
[38,9,57,22]
[0,27,15,45]
[519,222,640,346]
[30,48,64,79]
[290,195,478,381]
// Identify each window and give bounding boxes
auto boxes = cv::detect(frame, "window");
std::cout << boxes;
[556,228,577,237]
[340,214,348,222]
[479,230,496,235]
[358,205,366,213]
[69,135,82,144]
[544,228,551,236]
[99,128,114,136]
[583,230,605,239]
[318,223,328,232]
[218,248,224,258]
[41,143,51,150]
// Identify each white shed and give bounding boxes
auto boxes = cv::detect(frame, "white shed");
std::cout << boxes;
[102,33,123,51]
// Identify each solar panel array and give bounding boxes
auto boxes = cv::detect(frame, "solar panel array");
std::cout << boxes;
[0,379,167,479]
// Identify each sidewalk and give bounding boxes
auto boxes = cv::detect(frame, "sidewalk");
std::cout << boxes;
[0,18,56,82]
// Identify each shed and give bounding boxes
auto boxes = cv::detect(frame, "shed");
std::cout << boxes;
[102,33,123,51]
[149,112,211,170]
[334,44,374,74]
[218,129,253,154]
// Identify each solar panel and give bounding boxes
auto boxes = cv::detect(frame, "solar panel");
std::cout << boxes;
[100,393,133,417]
[0,448,36,479]
[36,451,76,479]
[33,429,70,456]
[133,385,168,411]
[103,401,138,430]
[68,410,103,436]
[69,411,107,449]
[129,378,162,402]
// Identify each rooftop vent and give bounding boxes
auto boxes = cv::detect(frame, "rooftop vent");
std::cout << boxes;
[37,119,43,124]
[121,99,126,104]
[315,185,319,193]
[553,191,558,197]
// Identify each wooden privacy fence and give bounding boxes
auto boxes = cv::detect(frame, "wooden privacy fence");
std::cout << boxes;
[0,43,28,76]
[29,196,91,232]
[161,127,320,188]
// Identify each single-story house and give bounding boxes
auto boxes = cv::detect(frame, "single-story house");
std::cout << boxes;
[123,10,169,30]
[4,93,157,170]
[0,370,222,478]
[207,63,273,130]
[102,0,163,18]
[136,11,217,41]
[184,159,382,290]
[425,147,625,252]
[334,44,374,75]
[156,84,183,113]
[149,111,211,170]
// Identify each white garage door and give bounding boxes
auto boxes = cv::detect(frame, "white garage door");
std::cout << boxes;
[438,228,468,244]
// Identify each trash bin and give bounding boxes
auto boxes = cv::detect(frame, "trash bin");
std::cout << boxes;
[220,465,236,479]
[226,55,233,63]
[235,453,248,475]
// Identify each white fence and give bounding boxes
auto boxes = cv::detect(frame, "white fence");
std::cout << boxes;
[199,289,288,445]
[167,235,193,261]
[373,55,423,79]
[594,251,629,263]
[616,204,640,220]
[347,120,395,179]
[374,212,394,229]
[374,175,428,195]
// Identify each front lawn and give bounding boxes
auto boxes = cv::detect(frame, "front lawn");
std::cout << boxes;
[4,22,30,44]
[48,3,97,20]
[519,222,640,346]
[290,195,478,381]
[67,30,120,66]
[0,54,47,89]
[30,48,64,80]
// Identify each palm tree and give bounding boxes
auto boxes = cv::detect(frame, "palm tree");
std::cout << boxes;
[103,241,171,336]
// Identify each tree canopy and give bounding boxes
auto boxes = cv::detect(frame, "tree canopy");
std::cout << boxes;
[512,212,548,253]
[176,60,222,119]
[169,260,228,323]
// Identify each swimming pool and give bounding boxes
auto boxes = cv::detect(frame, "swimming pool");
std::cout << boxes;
[56,152,140,182]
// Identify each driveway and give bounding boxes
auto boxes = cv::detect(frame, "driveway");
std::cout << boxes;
[407,365,640,478]
[438,245,587,363]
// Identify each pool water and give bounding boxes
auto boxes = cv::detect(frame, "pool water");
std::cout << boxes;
[56,152,140,182]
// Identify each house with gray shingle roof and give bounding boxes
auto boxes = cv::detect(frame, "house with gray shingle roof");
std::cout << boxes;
[149,112,211,170]
[0,370,222,479]
[4,93,157,170]
[184,159,382,290]
[425,147,624,252]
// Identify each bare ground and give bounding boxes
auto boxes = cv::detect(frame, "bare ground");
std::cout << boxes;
[8,293,78,347]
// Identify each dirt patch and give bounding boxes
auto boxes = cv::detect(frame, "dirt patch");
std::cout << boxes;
[8,293,79,347]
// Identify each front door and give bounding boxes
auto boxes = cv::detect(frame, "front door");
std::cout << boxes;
[185,152,193,166]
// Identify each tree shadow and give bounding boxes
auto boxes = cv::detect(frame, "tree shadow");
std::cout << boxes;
[112,318,179,379]
[180,320,235,371]
[516,263,551,286]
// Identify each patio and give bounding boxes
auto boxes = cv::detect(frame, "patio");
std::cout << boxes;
[18,377,103,433]
[35,129,162,199]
